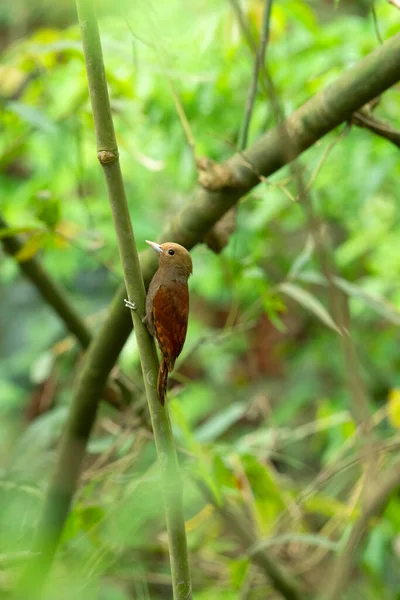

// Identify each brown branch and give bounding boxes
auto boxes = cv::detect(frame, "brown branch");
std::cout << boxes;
[0,216,127,410]
[0,216,91,347]
[352,109,400,148]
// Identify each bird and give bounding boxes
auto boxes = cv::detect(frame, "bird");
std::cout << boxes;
[126,240,192,404]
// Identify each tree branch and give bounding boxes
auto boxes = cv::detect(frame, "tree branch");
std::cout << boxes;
[25,31,400,594]
[0,216,127,410]
[322,460,400,600]
[352,108,400,148]
[0,216,91,348]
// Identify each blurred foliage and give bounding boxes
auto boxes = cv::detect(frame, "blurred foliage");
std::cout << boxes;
[0,0,400,598]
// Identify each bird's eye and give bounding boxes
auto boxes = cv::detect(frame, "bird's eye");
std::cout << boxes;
[168,249,175,255]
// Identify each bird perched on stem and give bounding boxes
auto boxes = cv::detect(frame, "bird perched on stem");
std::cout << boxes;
[126,241,192,404]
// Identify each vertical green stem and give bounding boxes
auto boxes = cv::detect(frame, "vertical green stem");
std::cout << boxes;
[75,0,191,598]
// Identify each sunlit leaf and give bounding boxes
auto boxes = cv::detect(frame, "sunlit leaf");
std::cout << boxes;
[241,454,286,532]
[14,231,48,262]
[30,352,54,385]
[229,558,249,590]
[303,495,358,519]
[388,388,400,429]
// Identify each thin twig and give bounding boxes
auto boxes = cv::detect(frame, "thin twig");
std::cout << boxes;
[352,109,400,148]
[126,19,196,159]
[238,0,274,150]
[371,0,383,45]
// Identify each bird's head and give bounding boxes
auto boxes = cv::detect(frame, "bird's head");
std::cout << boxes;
[146,240,193,279]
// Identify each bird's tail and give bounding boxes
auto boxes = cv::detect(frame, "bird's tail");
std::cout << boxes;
[157,358,168,405]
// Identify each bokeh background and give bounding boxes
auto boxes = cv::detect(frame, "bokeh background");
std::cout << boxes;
[0,0,400,598]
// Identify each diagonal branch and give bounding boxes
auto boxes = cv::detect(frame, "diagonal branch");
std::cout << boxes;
[0,216,128,410]
[0,216,91,347]
[26,31,400,595]
[352,108,400,148]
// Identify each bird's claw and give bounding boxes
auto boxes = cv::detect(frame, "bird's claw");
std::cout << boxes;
[124,298,137,310]
[125,298,147,324]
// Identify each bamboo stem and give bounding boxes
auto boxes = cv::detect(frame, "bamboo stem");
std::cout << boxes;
[74,1,191,598]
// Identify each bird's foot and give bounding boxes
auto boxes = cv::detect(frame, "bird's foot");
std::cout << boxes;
[124,298,147,324]
[124,298,137,310]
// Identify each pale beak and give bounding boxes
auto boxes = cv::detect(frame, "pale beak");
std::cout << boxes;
[145,240,163,254]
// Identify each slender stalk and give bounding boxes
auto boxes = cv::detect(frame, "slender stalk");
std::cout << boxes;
[352,109,400,148]
[208,0,273,254]
[27,31,400,593]
[75,1,191,598]
[238,0,273,150]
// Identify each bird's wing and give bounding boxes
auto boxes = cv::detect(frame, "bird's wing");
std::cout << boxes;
[151,283,189,372]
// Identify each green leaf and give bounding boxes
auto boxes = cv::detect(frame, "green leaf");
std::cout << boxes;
[363,522,392,576]
[62,504,105,543]
[34,190,61,229]
[241,455,286,532]
[278,282,340,333]
[303,495,358,519]
[80,505,105,531]
[195,402,247,443]
[229,558,249,590]
[14,232,48,262]
[298,272,400,326]
[211,454,238,492]
[287,235,314,279]
[7,101,57,133]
